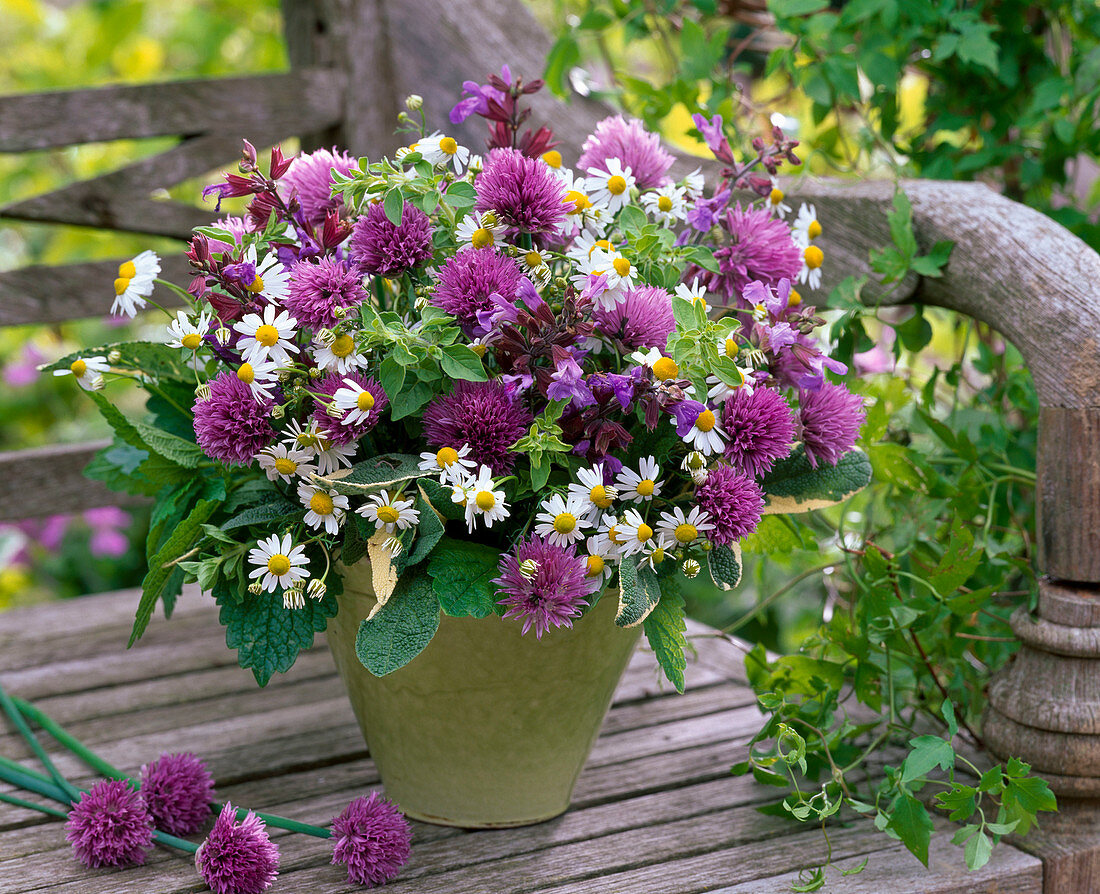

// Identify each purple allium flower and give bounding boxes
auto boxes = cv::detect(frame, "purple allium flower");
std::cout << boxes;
[432,248,523,333]
[65,779,154,869]
[140,752,216,837]
[194,372,277,466]
[578,115,675,189]
[694,464,765,545]
[312,370,388,446]
[494,537,590,637]
[331,792,412,887]
[422,380,533,473]
[475,148,567,236]
[280,147,357,225]
[285,257,368,330]
[593,285,675,351]
[721,387,796,478]
[349,201,434,278]
[798,382,865,468]
[195,803,279,894]
[697,204,802,301]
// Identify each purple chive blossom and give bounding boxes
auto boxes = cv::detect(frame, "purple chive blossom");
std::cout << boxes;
[423,379,533,473]
[694,464,765,545]
[696,204,802,301]
[577,115,675,189]
[798,382,865,468]
[432,248,523,333]
[140,752,217,837]
[196,803,279,894]
[65,779,154,869]
[194,372,277,466]
[285,257,368,330]
[349,201,434,278]
[721,387,796,478]
[494,537,590,638]
[475,147,567,236]
[450,68,509,124]
[547,346,595,407]
[593,285,675,351]
[312,370,388,446]
[280,147,357,225]
[331,793,412,887]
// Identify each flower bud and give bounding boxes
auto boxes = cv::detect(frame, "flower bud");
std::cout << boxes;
[88,375,106,392]
[326,402,343,418]
[214,327,232,346]
[307,579,327,601]
[283,586,306,610]
[194,382,212,402]
[247,581,264,596]
[271,405,285,419]
[107,350,122,363]
[383,536,404,558]
[405,94,423,111]
[682,559,701,579]
[519,559,540,580]
[315,328,337,347]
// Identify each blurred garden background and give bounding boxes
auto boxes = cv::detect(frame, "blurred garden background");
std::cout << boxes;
[2,0,1093,703]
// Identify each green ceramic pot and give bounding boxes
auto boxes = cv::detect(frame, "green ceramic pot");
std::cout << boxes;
[326,560,641,828]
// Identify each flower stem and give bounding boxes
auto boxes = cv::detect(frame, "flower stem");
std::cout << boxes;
[0,790,69,819]
[0,681,80,801]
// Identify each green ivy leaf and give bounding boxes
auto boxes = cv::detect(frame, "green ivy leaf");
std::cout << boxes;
[643,586,688,692]
[426,536,500,618]
[615,555,662,627]
[760,446,873,514]
[354,568,440,675]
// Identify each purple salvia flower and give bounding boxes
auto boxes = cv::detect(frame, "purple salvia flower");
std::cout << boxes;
[349,201,434,278]
[547,346,596,407]
[786,340,849,391]
[692,113,735,164]
[450,69,509,123]
[65,779,154,869]
[279,147,357,225]
[423,380,532,472]
[686,188,730,232]
[593,285,675,351]
[222,261,257,288]
[694,464,765,545]
[330,792,412,887]
[475,147,567,236]
[577,115,675,189]
[765,321,799,352]
[494,537,590,637]
[433,248,523,333]
[798,382,865,468]
[285,257,368,330]
[140,752,217,837]
[193,372,276,466]
[669,399,708,438]
[721,387,796,478]
[196,803,279,894]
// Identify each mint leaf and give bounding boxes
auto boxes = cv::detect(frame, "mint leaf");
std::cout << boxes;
[355,568,440,675]
[383,188,404,225]
[318,453,423,494]
[707,543,742,591]
[439,344,487,382]
[643,586,688,692]
[615,556,661,627]
[426,536,500,618]
[760,446,873,514]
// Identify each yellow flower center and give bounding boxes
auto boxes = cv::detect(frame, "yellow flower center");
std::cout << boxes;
[70,359,87,377]
[255,324,280,347]
[356,391,375,412]
[695,409,717,432]
[636,479,655,497]
[804,245,824,270]
[310,492,334,515]
[247,275,265,293]
[525,250,544,268]
[635,523,654,543]
[590,485,613,509]
[471,343,487,357]
[674,523,698,544]
[274,458,297,475]
[652,357,679,381]
[724,338,739,359]
[589,239,612,257]
[613,257,631,277]
[237,363,255,384]
[181,333,203,350]
[808,220,822,240]
[769,187,784,206]
[331,334,355,357]
[553,513,577,535]
[788,289,802,307]
[475,490,496,511]
[114,277,130,296]
[650,546,665,564]
[607,175,627,195]
[118,260,137,279]
[440,136,458,156]
[586,554,605,577]
[376,505,400,524]
[657,195,673,212]
[471,227,494,249]
[608,525,626,545]
[436,447,459,467]
[564,190,591,213]
[542,150,562,168]
[267,554,291,576]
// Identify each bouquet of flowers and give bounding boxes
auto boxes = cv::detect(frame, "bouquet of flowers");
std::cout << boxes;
[48,69,869,690]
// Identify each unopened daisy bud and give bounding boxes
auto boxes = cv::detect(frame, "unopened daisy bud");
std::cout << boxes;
[283,586,306,610]
[405,94,423,111]
[480,211,499,229]
[519,559,540,580]
[307,579,327,601]
[316,328,337,347]
[88,375,106,391]
[397,111,411,124]
[214,326,231,346]
[107,349,122,363]
[682,559,701,579]
[383,535,404,557]
[247,581,264,596]
[195,382,212,402]
[682,451,707,473]
[308,367,322,379]
[271,405,285,419]
[414,295,429,312]
[333,306,347,320]
[702,540,713,552]
[326,402,343,418]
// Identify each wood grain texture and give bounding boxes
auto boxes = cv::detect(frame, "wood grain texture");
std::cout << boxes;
[1037,408,1100,581]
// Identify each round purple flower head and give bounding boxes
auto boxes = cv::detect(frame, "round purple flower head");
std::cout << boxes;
[423,380,532,472]
[285,256,368,330]
[721,387,796,478]
[350,200,434,278]
[194,371,276,466]
[475,147,567,236]
[697,204,802,302]
[694,464,765,546]
[593,285,675,351]
[331,792,412,887]
[195,803,279,894]
[280,147,357,225]
[65,778,154,869]
[140,751,216,837]
[798,382,865,468]
[577,115,675,189]
[312,370,388,447]
[432,248,523,333]
[494,538,590,638]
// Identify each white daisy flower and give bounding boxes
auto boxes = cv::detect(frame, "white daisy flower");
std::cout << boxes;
[256,444,316,483]
[251,248,291,303]
[248,533,309,593]
[541,149,564,171]
[534,493,589,548]
[298,481,349,535]
[456,465,508,533]
[674,404,726,455]
[791,203,822,248]
[617,507,657,557]
[567,464,618,526]
[566,232,615,266]
[166,310,212,352]
[111,250,160,318]
[234,304,299,365]
[641,185,687,225]
[281,419,356,476]
[357,489,420,534]
[418,444,477,485]
[681,167,705,198]
[674,279,710,315]
[416,132,471,174]
[656,505,714,548]
[583,533,616,592]
[235,356,281,402]
[707,372,752,404]
[586,158,636,213]
[331,378,380,427]
[572,247,636,307]
[596,513,629,551]
[630,347,682,383]
[455,211,497,251]
[641,538,671,572]
[54,355,109,391]
[616,457,663,503]
[798,243,824,290]
[521,248,552,287]
[766,177,792,218]
[313,331,366,374]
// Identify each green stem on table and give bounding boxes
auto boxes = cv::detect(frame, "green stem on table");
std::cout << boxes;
[0,791,69,819]
[0,682,80,801]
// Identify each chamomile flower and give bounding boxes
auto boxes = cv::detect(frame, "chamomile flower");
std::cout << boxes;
[674,279,710,315]
[111,250,160,318]
[597,512,629,550]
[455,211,497,251]
[357,489,420,534]
[252,248,292,303]
[682,451,709,485]
[641,539,670,572]
[707,371,752,404]
[630,347,682,383]
[566,232,616,266]
[522,248,552,287]
[456,465,509,533]
[586,158,636,213]
[416,132,471,174]
[234,304,299,365]
[298,481,349,535]
[682,167,705,198]
[641,185,687,225]
[616,457,663,503]
[331,377,381,427]
[281,419,355,476]
[256,444,317,483]
[568,464,617,526]
[617,508,657,557]
[54,355,109,391]
[674,403,726,455]
[791,203,822,248]
[798,244,824,290]
[534,493,589,549]
[312,331,366,374]
[166,310,212,351]
[418,444,477,485]
[766,178,792,218]
[248,533,309,593]
[656,505,714,548]
[582,534,616,592]
[572,247,636,305]
[235,356,281,402]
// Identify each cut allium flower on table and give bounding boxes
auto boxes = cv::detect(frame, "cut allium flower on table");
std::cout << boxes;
[45,69,871,691]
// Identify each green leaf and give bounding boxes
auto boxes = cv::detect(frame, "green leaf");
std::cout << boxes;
[317,453,423,494]
[439,344,488,381]
[84,440,162,496]
[543,33,581,96]
[418,478,466,521]
[901,735,955,785]
[964,828,993,870]
[707,543,742,591]
[444,181,477,209]
[221,497,300,531]
[399,493,446,570]
[888,792,934,866]
[929,517,983,595]
[887,190,918,259]
[615,555,662,627]
[383,188,404,225]
[760,446,872,514]
[379,356,406,398]
[769,0,829,15]
[910,241,954,277]
[935,783,978,821]
[390,381,435,420]
[355,568,440,675]
[340,512,372,567]
[1002,774,1057,834]
[132,423,205,468]
[426,536,501,618]
[43,341,193,381]
[643,586,688,692]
